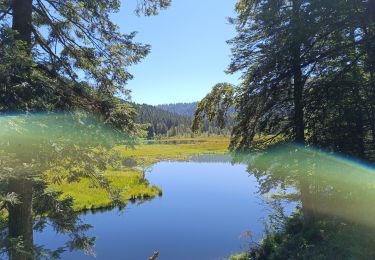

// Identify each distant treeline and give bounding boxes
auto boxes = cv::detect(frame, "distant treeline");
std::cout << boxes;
[134,103,232,139]
[156,102,199,117]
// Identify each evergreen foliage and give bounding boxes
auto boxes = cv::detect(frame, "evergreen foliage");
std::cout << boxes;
[156,102,199,117]
[0,1,170,258]
[137,102,233,138]
[135,103,192,138]
[194,0,375,160]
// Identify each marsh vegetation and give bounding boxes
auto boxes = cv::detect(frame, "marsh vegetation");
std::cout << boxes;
[1,0,375,259]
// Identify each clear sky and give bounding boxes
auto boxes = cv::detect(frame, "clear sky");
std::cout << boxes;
[113,0,240,105]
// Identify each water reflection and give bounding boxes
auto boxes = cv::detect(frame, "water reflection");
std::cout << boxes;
[2,113,375,259]
[36,161,265,259]
[235,145,375,227]
[232,145,375,258]
[3,179,95,260]
[188,147,375,257]
[190,153,234,163]
[0,113,132,259]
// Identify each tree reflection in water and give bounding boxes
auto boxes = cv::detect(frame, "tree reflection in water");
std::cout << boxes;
[3,114,375,259]
[233,145,375,258]
[0,113,133,260]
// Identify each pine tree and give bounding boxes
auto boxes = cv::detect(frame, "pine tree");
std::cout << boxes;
[0,0,170,114]
[0,2,171,259]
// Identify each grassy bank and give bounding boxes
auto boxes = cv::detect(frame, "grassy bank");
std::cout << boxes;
[239,211,375,259]
[50,169,162,211]
[51,137,229,211]
[117,136,230,165]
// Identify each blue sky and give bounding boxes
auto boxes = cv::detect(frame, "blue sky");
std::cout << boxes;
[113,0,240,105]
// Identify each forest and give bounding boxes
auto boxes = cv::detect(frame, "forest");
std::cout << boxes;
[193,0,375,161]
[1,0,375,259]
[136,102,233,138]
[192,1,375,258]
[156,102,198,117]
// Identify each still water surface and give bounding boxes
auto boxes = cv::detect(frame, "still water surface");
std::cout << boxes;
[35,160,272,259]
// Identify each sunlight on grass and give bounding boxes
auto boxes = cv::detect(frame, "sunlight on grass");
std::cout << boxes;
[117,136,230,165]
[51,169,162,211]
[52,137,230,211]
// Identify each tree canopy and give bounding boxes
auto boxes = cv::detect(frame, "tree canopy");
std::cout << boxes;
[194,0,375,159]
[0,1,171,259]
[0,0,170,115]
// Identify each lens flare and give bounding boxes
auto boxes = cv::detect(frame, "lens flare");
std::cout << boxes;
[235,144,375,228]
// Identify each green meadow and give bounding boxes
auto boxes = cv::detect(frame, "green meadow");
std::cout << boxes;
[51,137,230,211]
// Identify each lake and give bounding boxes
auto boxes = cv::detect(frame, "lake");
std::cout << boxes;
[3,115,375,259]
[34,159,274,260]
[3,144,375,259]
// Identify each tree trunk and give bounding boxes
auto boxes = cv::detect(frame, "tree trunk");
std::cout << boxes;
[300,180,314,226]
[291,0,305,144]
[350,30,366,157]
[8,0,33,110]
[291,0,313,227]
[369,82,375,152]
[354,111,365,157]
[368,1,375,152]
[8,178,34,260]
[11,0,33,49]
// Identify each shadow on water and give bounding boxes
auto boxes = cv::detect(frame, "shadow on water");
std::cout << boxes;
[173,146,375,258]
[2,114,375,259]
[80,194,161,216]
[231,144,375,258]
[238,144,375,228]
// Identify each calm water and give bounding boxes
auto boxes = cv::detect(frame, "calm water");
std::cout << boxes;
[4,115,375,259]
[34,160,271,260]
